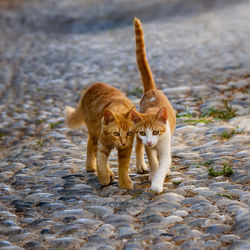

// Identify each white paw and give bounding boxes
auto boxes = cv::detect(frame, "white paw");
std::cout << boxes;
[150,182,163,193]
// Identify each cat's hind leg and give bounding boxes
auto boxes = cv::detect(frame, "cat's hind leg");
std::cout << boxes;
[136,137,148,173]
[86,135,98,172]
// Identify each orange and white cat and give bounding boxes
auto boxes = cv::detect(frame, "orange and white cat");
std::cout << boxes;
[66,82,135,189]
[131,18,176,193]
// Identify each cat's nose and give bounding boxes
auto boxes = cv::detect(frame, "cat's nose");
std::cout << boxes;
[147,141,152,146]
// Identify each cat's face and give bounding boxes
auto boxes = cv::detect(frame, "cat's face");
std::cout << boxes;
[131,107,167,148]
[101,110,135,149]
[136,124,166,148]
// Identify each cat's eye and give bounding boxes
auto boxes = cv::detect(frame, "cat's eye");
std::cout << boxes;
[113,131,120,136]
[153,130,159,135]
[127,131,133,136]
[139,131,146,136]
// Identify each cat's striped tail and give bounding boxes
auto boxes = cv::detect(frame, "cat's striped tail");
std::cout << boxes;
[134,17,156,92]
[65,105,85,129]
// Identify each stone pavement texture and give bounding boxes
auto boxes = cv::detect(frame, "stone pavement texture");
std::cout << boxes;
[0,0,250,249]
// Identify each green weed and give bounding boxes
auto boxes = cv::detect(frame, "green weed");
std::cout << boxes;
[193,160,213,168]
[183,118,212,124]
[172,180,182,186]
[35,119,45,125]
[127,87,143,97]
[49,121,63,129]
[220,129,236,140]
[217,193,238,200]
[201,100,236,121]
[208,164,233,177]
[0,132,6,138]
[36,138,46,147]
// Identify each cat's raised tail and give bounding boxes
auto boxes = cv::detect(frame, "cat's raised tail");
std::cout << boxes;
[65,105,85,129]
[134,17,156,93]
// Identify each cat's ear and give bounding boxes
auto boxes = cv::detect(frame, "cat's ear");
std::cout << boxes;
[156,107,168,124]
[130,109,142,124]
[103,110,115,124]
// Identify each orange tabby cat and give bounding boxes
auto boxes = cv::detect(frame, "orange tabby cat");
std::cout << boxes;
[131,18,176,193]
[66,82,135,189]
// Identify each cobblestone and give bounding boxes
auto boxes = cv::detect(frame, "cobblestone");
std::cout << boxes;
[0,0,250,249]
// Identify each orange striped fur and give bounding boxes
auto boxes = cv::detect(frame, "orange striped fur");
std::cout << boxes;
[66,82,135,189]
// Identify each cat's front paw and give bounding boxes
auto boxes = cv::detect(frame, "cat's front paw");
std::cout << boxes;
[150,182,163,194]
[86,164,97,172]
[108,169,115,182]
[98,171,114,186]
[119,178,133,189]
[136,162,149,174]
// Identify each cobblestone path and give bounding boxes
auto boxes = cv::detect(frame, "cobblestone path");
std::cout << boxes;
[0,0,249,249]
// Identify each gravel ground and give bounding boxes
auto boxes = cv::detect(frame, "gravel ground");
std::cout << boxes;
[0,0,250,249]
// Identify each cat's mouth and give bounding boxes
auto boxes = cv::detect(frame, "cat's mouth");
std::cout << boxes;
[145,143,155,148]
[118,144,128,149]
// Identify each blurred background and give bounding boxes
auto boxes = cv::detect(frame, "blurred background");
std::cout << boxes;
[0,0,249,104]
[0,0,249,34]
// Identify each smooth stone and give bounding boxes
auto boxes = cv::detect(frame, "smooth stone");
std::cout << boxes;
[148,201,181,212]
[236,175,250,185]
[47,237,82,248]
[180,239,204,250]
[118,225,138,239]
[0,220,18,227]
[53,209,93,219]
[209,181,229,188]
[199,190,216,197]
[153,242,175,250]
[2,226,22,236]
[123,243,142,250]
[141,214,164,223]
[74,218,100,228]
[236,211,250,222]
[220,234,240,244]
[104,214,135,226]
[240,193,250,205]
[205,224,230,235]
[230,240,250,250]
[203,240,221,249]
[157,192,185,202]
[177,185,196,193]
[0,247,23,250]
[87,234,107,243]
[23,241,46,250]
[0,240,12,247]
[168,224,191,235]
[162,86,191,94]
[0,163,26,172]
[189,218,207,227]
[162,215,183,225]
[94,224,116,238]
[82,244,116,250]
[87,206,113,219]
[172,210,189,217]
[181,196,209,206]
[232,218,250,235]
[192,187,209,193]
